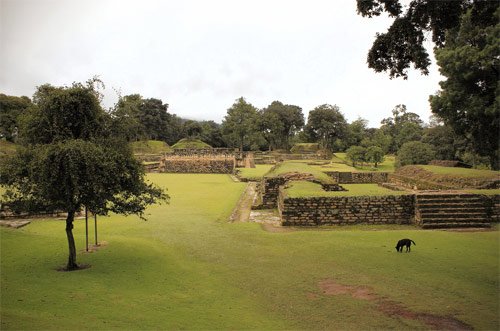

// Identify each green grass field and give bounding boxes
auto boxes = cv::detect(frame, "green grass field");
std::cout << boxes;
[285,181,406,198]
[1,174,499,329]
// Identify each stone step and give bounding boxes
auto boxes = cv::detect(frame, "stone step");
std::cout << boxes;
[417,202,486,209]
[419,212,487,220]
[421,222,491,229]
[421,217,489,224]
[417,197,485,204]
[419,207,487,214]
[417,194,482,199]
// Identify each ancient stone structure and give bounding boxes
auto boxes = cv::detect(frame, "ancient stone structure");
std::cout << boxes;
[279,193,415,226]
[324,171,389,184]
[415,193,493,228]
[260,172,345,208]
[159,155,234,173]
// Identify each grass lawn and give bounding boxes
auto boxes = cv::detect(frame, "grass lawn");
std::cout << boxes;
[171,138,211,149]
[1,174,499,329]
[420,165,500,178]
[236,164,274,180]
[285,181,406,198]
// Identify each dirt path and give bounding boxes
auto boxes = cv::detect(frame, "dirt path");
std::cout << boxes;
[229,182,257,222]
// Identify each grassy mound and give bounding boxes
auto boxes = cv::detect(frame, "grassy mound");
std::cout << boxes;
[290,143,320,153]
[130,140,171,154]
[395,165,499,189]
[172,138,212,149]
[285,181,405,198]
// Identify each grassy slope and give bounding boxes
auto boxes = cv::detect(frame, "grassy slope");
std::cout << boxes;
[129,140,171,154]
[420,165,499,178]
[1,174,499,330]
[286,181,405,198]
[237,164,274,180]
[171,138,212,149]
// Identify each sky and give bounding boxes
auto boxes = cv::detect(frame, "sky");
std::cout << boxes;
[1,0,444,127]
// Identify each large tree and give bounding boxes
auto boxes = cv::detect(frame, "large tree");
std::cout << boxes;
[358,0,499,169]
[0,80,167,270]
[430,6,499,169]
[305,104,348,151]
[260,101,304,151]
[221,97,260,151]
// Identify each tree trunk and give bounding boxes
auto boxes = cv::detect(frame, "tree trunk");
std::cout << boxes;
[65,210,79,270]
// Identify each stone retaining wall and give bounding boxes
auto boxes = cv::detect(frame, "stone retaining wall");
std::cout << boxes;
[325,171,389,184]
[159,157,234,173]
[279,193,415,226]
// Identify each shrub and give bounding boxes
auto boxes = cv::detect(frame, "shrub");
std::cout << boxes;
[396,141,435,167]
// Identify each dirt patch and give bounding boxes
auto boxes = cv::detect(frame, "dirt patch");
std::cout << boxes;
[317,279,473,330]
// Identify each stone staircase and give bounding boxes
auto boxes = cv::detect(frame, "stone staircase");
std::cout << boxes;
[415,193,491,229]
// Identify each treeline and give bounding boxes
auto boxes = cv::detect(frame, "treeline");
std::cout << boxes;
[0,89,495,169]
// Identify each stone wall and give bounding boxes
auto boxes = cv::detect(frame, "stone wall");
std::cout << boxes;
[260,173,345,208]
[159,157,234,173]
[325,171,389,184]
[279,193,415,226]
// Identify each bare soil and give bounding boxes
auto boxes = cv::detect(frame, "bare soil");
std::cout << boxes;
[318,279,473,330]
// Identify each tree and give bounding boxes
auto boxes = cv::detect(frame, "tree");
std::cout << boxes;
[429,6,499,169]
[199,121,225,148]
[356,0,485,79]
[422,124,463,161]
[0,80,167,270]
[380,104,423,153]
[260,101,304,151]
[346,145,367,167]
[305,104,348,151]
[358,1,499,169]
[0,94,32,142]
[221,97,260,151]
[346,117,368,147]
[365,146,385,167]
[396,141,436,167]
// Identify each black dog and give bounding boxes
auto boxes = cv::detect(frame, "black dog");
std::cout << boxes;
[395,239,416,252]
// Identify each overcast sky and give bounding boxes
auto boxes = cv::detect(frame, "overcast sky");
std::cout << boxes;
[1,0,443,127]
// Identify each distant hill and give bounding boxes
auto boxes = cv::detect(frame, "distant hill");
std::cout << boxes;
[129,140,172,154]
[171,138,212,149]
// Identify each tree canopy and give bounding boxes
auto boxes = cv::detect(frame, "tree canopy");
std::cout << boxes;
[305,104,348,151]
[260,101,304,151]
[0,93,32,142]
[0,79,167,270]
[221,97,260,151]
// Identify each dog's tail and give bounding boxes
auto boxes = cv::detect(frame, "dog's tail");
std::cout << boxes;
[411,240,416,245]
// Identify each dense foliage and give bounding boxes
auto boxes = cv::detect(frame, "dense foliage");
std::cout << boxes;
[396,141,436,167]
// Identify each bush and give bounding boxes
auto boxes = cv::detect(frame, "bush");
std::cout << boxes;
[346,146,366,167]
[396,141,435,167]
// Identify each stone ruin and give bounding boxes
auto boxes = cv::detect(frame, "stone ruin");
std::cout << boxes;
[158,148,255,173]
